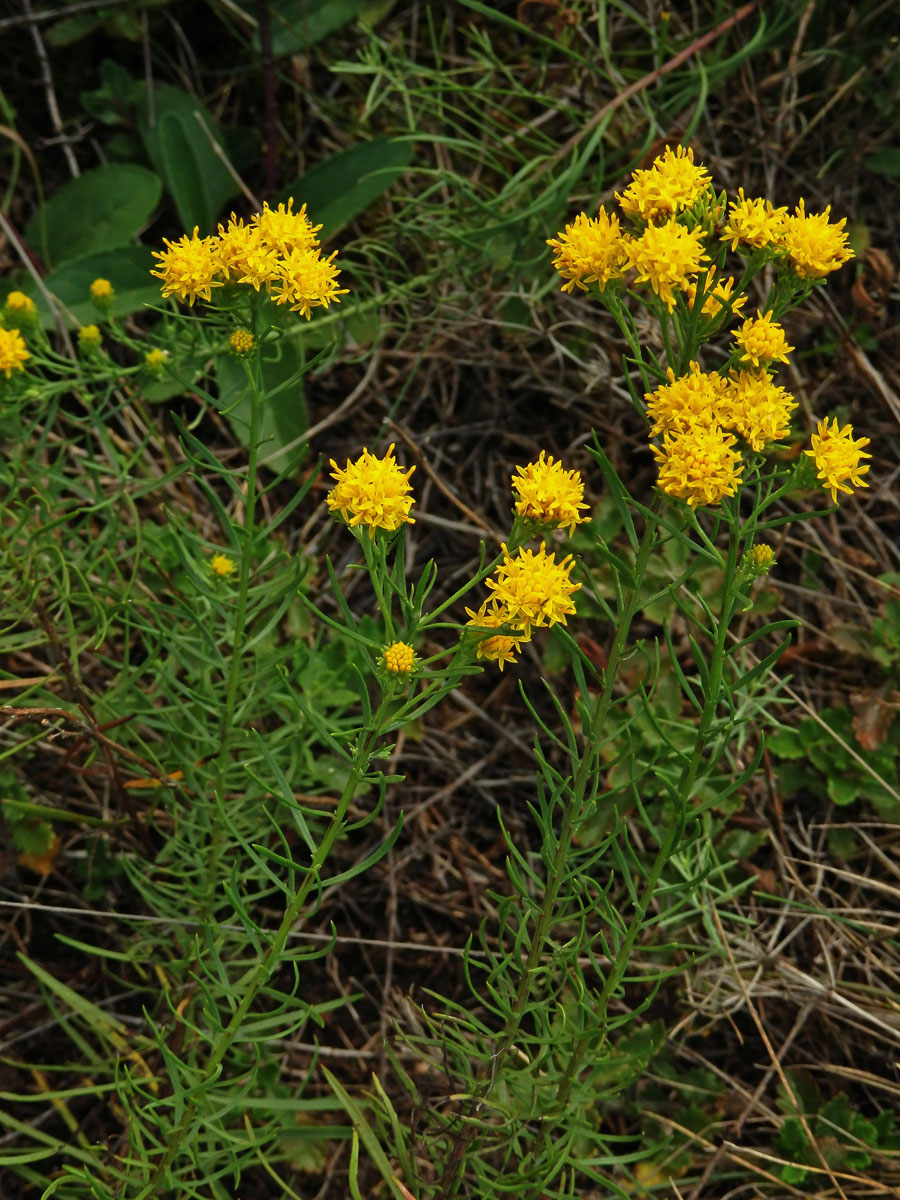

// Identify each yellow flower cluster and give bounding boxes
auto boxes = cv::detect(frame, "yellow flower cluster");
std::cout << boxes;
[645,360,800,506]
[229,328,255,356]
[548,145,855,310]
[151,199,346,318]
[733,310,793,367]
[327,443,416,537]
[805,418,871,503]
[512,451,589,535]
[382,642,415,675]
[210,553,236,577]
[0,325,30,378]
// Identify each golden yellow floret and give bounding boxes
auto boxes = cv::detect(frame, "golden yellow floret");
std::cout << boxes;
[5,291,37,319]
[682,266,748,320]
[90,277,114,300]
[252,198,322,255]
[145,348,170,373]
[625,218,709,312]
[779,199,854,279]
[749,544,775,570]
[652,424,743,508]
[512,451,590,535]
[327,444,416,537]
[228,328,255,356]
[485,542,581,634]
[78,323,102,349]
[210,553,236,577]
[546,207,628,293]
[465,599,531,671]
[720,189,786,252]
[725,370,796,450]
[0,326,30,377]
[270,247,347,319]
[151,228,224,305]
[644,361,729,437]
[617,144,712,223]
[733,310,793,367]
[804,417,871,503]
[216,216,279,289]
[382,642,416,675]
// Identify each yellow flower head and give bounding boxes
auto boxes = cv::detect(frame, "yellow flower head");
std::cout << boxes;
[327,443,416,537]
[228,328,255,356]
[625,218,709,312]
[78,323,102,350]
[512,451,589,535]
[251,198,322,256]
[617,144,712,223]
[721,189,786,252]
[644,361,729,437]
[485,542,581,634]
[270,247,347,319]
[4,291,37,321]
[0,326,30,377]
[682,266,748,320]
[145,348,170,372]
[725,370,796,450]
[652,424,743,508]
[90,277,114,300]
[546,207,628,294]
[779,199,854,279]
[733,310,793,367]
[465,599,531,671]
[210,553,236,577]
[151,227,223,305]
[749,544,776,570]
[216,215,279,289]
[382,641,416,675]
[804,417,871,503]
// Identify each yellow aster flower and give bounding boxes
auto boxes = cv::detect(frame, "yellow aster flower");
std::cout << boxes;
[682,266,748,320]
[644,361,729,437]
[749,544,775,570]
[721,189,786,251]
[625,218,709,312]
[327,443,416,537]
[485,542,581,634]
[0,326,30,377]
[151,227,223,305]
[652,424,743,508]
[804,417,871,503]
[210,553,236,577]
[4,291,36,319]
[78,323,102,350]
[546,207,628,293]
[216,216,279,289]
[228,328,255,356]
[512,451,589,535]
[90,277,113,299]
[465,599,531,671]
[725,369,796,450]
[270,247,347,319]
[617,144,712,222]
[382,641,416,675]
[251,198,322,256]
[779,199,854,279]
[733,310,793,367]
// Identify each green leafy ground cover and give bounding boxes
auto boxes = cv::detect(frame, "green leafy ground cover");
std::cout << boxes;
[1,2,899,1197]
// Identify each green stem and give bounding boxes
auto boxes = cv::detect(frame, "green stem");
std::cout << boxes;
[137,729,380,1199]
[204,351,264,917]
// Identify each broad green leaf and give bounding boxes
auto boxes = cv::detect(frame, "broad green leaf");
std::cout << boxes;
[257,0,363,55]
[25,164,161,268]
[279,137,414,236]
[25,246,160,328]
[137,84,239,232]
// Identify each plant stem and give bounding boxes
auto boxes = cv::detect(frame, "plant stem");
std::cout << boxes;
[137,729,379,1198]
[204,352,263,918]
